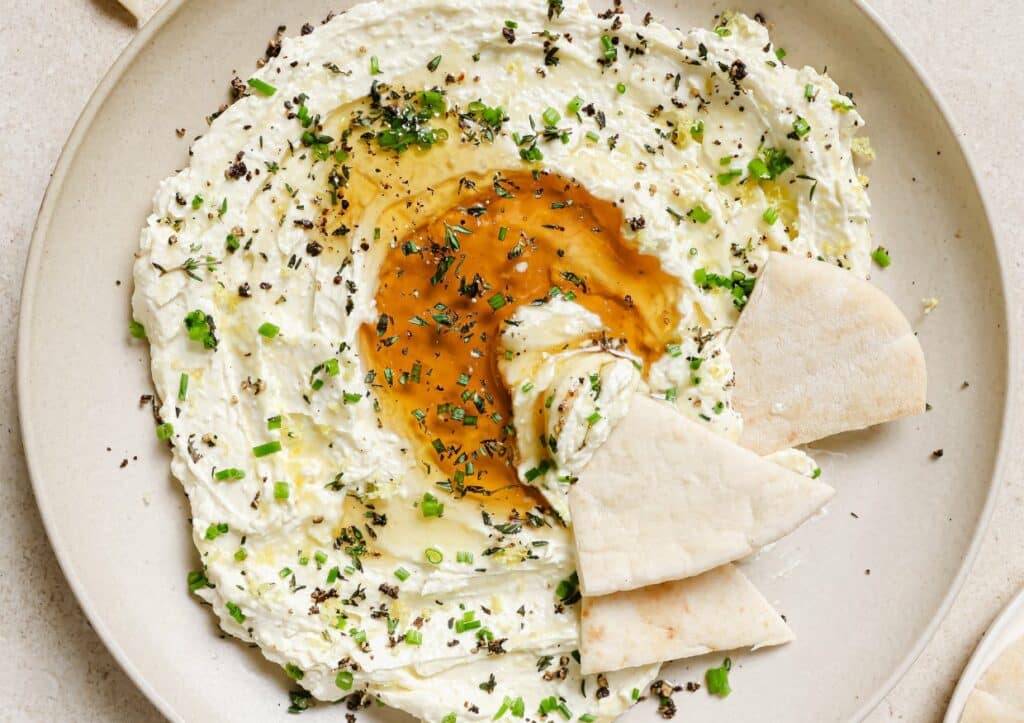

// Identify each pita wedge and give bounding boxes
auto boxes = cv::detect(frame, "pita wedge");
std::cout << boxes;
[568,393,833,596]
[728,252,927,455]
[579,564,794,674]
[963,635,1024,722]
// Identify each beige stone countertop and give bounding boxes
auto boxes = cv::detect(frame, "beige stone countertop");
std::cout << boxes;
[1,0,1021,720]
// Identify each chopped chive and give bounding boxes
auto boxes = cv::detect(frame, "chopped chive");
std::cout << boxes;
[775,47,787,60]
[427,55,443,72]
[706,658,732,697]
[190,195,204,210]
[688,205,712,223]
[178,373,189,401]
[405,629,423,645]
[273,481,290,499]
[370,56,381,75]
[279,566,293,578]
[690,120,704,141]
[314,550,328,566]
[585,131,600,142]
[215,468,245,481]
[871,246,892,268]
[204,522,229,540]
[285,664,304,681]
[253,440,282,457]
[586,412,601,426]
[335,670,354,690]
[258,322,280,338]
[247,78,277,96]
[616,82,626,94]
[717,169,742,185]
[600,34,617,62]
[129,319,146,339]
[394,567,411,581]
[156,422,174,441]
[812,467,823,479]
[234,548,247,562]
[792,116,811,137]
[457,550,474,564]
[763,206,779,225]
[665,387,678,402]
[187,570,210,592]
[498,226,508,241]
[267,415,282,430]
[326,358,340,376]
[542,107,561,127]
[425,547,443,565]
[567,95,584,114]
[805,83,816,100]
[488,292,507,310]
[420,492,445,518]
[226,601,245,624]
[343,392,362,404]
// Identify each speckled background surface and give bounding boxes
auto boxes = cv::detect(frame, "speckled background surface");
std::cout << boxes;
[0,0,1021,720]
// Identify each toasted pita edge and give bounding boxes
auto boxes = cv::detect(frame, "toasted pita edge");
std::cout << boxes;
[728,252,926,455]
[579,564,794,675]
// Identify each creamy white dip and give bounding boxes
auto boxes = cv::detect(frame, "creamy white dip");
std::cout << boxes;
[132,0,869,719]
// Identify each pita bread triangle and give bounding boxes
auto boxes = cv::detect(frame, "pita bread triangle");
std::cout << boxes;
[579,564,794,674]
[568,393,833,597]
[963,634,1024,722]
[728,252,927,455]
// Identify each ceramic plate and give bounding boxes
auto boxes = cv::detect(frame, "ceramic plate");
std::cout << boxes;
[944,585,1024,722]
[18,0,1010,720]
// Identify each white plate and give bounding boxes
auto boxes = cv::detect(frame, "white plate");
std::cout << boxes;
[17,0,1012,721]
[944,586,1024,722]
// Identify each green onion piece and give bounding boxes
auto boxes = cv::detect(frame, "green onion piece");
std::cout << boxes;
[871,246,892,268]
[688,205,712,223]
[812,467,823,479]
[804,83,815,100]
[717,169,742,185]
[420,492,445,518]
[586,412,601,426]
[267,415,282,430]
[343,392,362,404]
[616,82,626,94]
[427,55,443,72]
[190,195,204,210]
[580,716,596,722]
[253,440,282,457]
[279,566,293,579]
[425,547,443,565]
[542,107,561,127]
[204,522,228,540]
[247,78,277,96]
[775,47,787,60]
[706,658,732,697]
[505,19,518,28]
[226,601,245,624]
[129,319,147,339]
[234,548,247,562]
[405,629,423,645]
[214,468,245,481]
[498,226,509,241]
[370,56,381,75]
[187,570,209,592]
[394,567,411,581]
[335,670,354,690]
[763,206,779,225]
[274,481,290,500]
[631,689,640,701]
[156,422,174,441]
[258,322,279,339]
[457,550,474,564]
[600,34,617,62]
[585,131,600,142]
[314,551,328,567]
[488,292,507,310]
[285,663,304,681]
[567,95,584,114]
[325,358,340,376]
[326,566,340,583]
[178,373,189,401]
[511,698,525,717]
[442,715,457,723]
[665,387,678,402]
[792,116,811,137]
[493,697,512,720]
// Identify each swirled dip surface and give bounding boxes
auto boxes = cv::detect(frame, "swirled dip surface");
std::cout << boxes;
[132,0,870,719]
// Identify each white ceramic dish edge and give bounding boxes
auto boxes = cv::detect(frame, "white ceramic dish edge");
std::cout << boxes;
[16,1,1014,720]
[943,585,1024,722]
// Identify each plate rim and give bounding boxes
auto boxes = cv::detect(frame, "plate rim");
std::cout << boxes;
[943,584,1024,722]
[16,1,1015,720]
